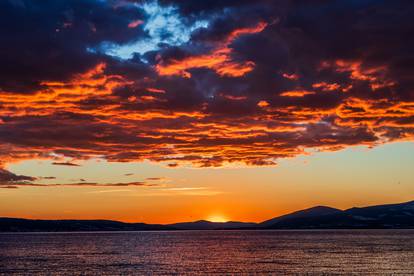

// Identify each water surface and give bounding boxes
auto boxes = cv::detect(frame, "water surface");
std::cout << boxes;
[1,230,413,275]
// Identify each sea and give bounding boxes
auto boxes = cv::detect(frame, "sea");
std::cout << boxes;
[1,230,413,275]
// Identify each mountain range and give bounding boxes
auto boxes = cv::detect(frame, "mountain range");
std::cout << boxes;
[1,200,413,232]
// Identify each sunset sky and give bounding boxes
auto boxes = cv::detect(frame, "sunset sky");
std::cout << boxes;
[1,0,413,223]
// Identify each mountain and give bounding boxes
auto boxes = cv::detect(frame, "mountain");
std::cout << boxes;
[0,218,257,232]
[263,200,414,229]
[260,206,341,227]
[1,200,414,231]
[0,218,173,232]
[169,220,257,230]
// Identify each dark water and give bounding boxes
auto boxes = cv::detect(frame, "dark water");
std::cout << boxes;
[1,230,414,275]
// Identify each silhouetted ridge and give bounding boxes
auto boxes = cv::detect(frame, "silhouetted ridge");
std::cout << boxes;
[260,206,341,227]
[1,200,414,231]
[0,218,172,232]
[263,200,414,229]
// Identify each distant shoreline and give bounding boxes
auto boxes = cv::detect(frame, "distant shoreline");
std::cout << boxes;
[2,228,414,234]
[2,199,414,232]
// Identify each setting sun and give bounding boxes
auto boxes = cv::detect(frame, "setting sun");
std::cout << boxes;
[207,215,229,223]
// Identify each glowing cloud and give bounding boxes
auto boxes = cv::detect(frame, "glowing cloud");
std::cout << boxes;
[155,22,267,78]
[280,90,316,97]
[0,0,413,169]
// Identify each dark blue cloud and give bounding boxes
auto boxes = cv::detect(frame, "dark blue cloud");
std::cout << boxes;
[0,0,146,93]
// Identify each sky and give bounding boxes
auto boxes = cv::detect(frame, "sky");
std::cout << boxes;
[0,0,413,223]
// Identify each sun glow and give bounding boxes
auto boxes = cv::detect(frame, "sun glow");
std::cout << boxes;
[207,215,229,223]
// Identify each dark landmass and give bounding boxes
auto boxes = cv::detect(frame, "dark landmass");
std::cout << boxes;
[260,206,341,227]
[1,200,413,232]
[0,218,173,232]
[262,200,414,229]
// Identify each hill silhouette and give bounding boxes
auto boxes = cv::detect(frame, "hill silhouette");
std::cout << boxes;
[1,200,413,232]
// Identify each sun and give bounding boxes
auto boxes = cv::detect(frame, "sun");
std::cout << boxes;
[207,214,229,223]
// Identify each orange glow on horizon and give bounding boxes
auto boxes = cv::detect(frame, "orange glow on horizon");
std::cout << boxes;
[206,214,229,223]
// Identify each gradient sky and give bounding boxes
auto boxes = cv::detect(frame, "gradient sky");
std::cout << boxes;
[0,0,413,223]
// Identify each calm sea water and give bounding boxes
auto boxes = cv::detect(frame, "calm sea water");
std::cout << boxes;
[1,230,413,275]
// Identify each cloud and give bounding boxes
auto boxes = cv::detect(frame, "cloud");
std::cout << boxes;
[0,168,37,183]
[145,177,168,181]
[0,167,166,189]
[52,162,81,167]
[38,176,57,180]
[56,182,154,187]
[0,0,146,93]
[0,180,162,189]
[280,90,316,97]
[0,0,413,168]
[0,168,37,189]
[155,22,267,78]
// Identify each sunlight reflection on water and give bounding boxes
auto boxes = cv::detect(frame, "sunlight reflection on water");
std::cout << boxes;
[1,230,414,275]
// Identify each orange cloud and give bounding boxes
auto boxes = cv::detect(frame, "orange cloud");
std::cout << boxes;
[155,22,267,78]
[280,90,316,97]
[321,60,397,91]
[1,56,413,169]
[312,82,341,92]
[257,100,269,107]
